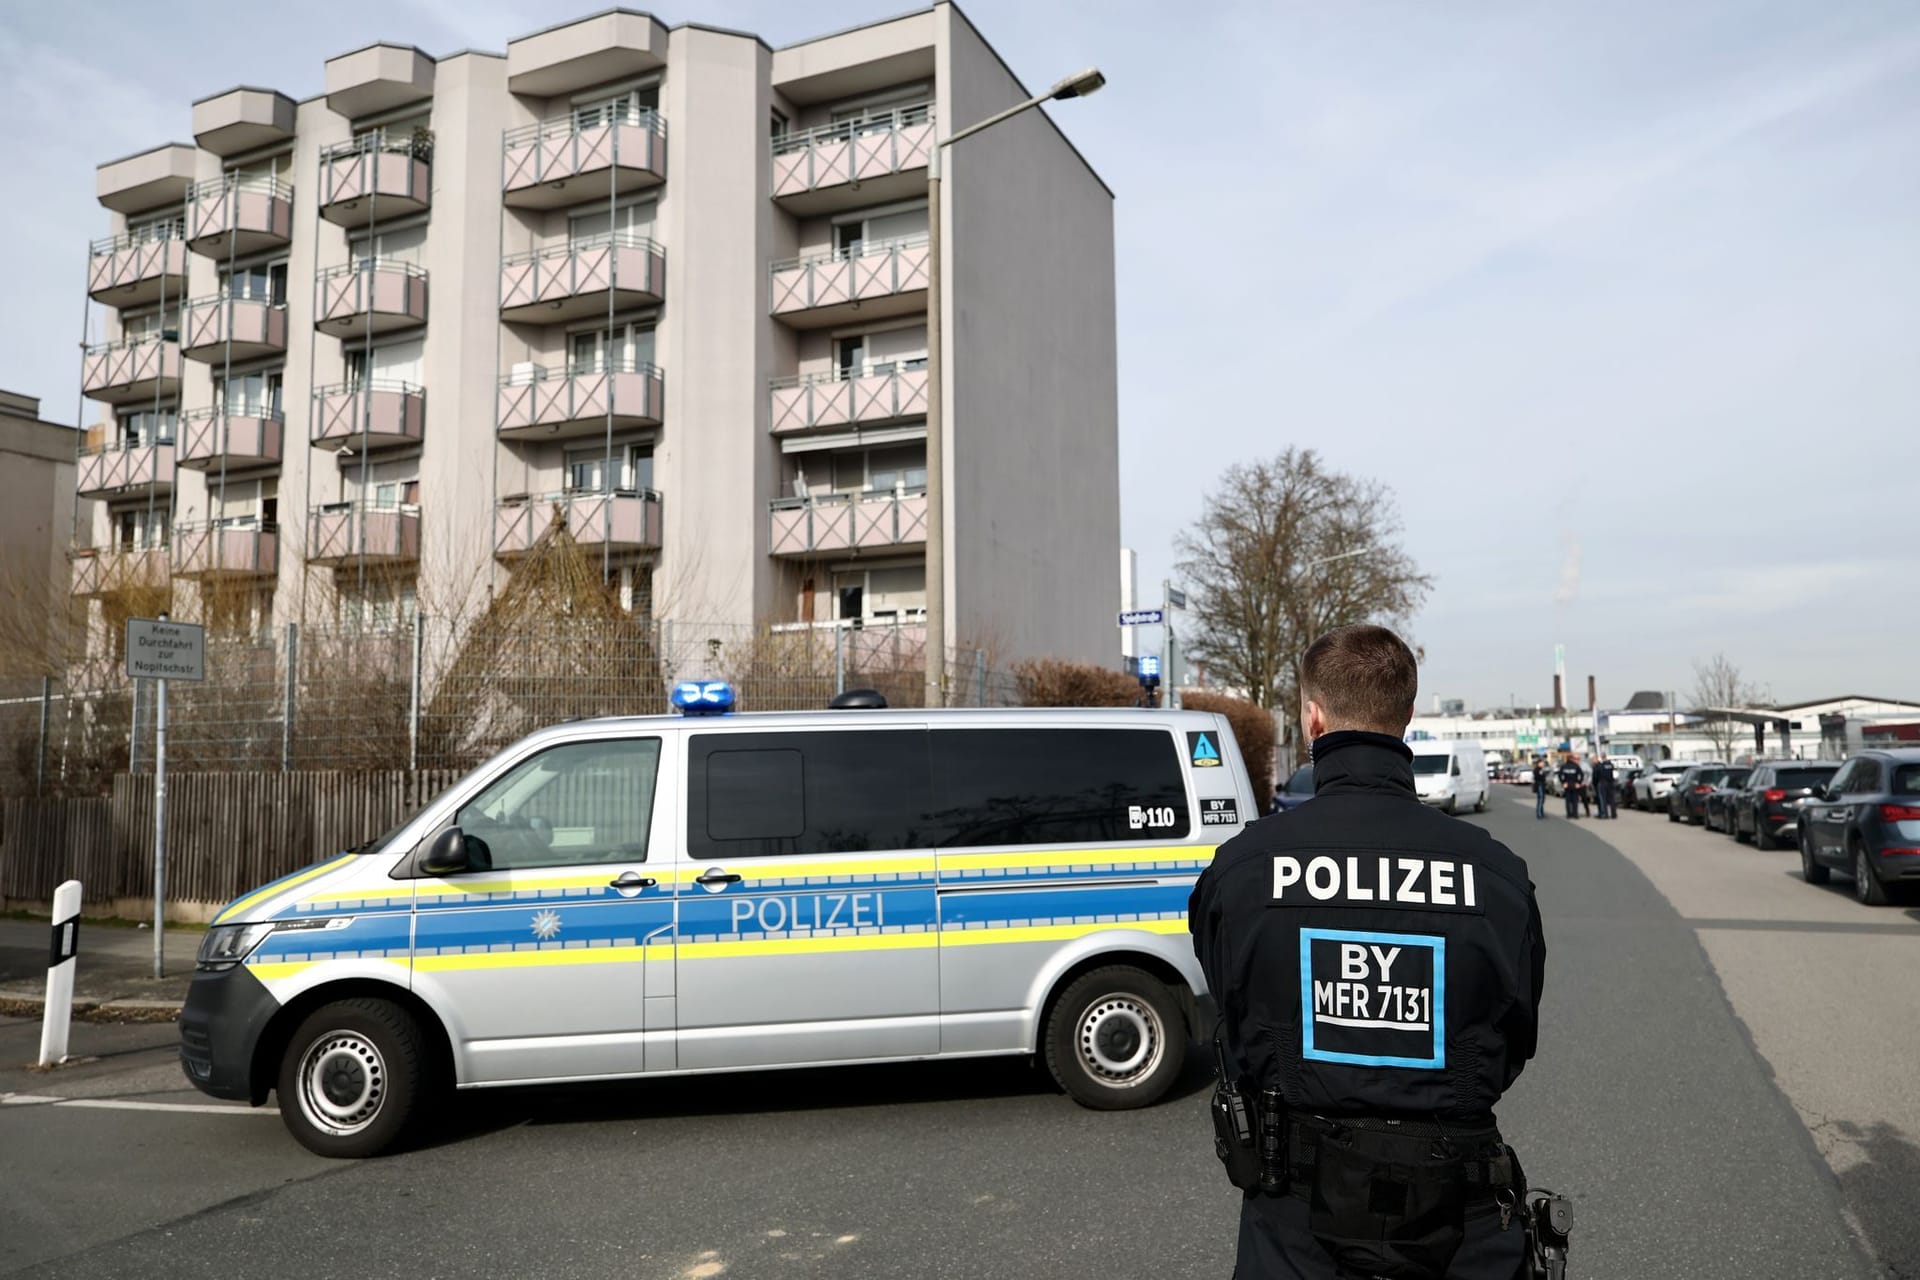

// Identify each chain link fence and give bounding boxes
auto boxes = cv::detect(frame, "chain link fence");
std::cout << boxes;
[2,617,1023,796]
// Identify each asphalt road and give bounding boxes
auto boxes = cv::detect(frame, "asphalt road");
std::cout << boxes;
[0,800,1902,1279]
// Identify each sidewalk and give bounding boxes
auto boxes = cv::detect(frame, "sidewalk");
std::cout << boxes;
[0,918,197,1019]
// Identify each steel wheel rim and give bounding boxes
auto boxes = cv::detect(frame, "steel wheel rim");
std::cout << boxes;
[297,1030,386,1137]
[1077,994,1163,1086]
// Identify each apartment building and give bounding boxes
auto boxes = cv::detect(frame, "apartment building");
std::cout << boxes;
[72,3,1120,672]
[0,392,78,665]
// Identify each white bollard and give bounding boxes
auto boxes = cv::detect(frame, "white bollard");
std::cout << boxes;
[39,880,82,1067]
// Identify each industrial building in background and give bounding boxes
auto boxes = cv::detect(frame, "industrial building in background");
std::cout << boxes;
[69,3,1119,678]
[0,391,79,664]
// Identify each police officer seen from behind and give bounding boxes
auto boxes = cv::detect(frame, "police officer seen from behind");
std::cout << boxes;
[1591,757,1616,820]
[1556,756,1582,820]
[1191,625,1548,1280]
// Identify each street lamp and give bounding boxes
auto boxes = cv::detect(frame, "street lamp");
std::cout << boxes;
[923,66,1106,708]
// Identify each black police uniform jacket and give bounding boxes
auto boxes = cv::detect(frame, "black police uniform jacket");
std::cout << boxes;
[1190,731,1546,1119]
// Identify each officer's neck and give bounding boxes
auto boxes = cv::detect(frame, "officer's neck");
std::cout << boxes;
[1309,729,1416,795]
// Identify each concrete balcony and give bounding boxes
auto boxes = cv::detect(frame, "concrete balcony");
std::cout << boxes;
[177,408,282,471]
[499,234,664,325]
[768,489,927,558]
[315,261,428,338]
[307,502,420,567]
[69,545,169,598]
[769,363,928,435]
[181,296,288,363]
[496,362,663,442]
[172,521,278,580]
[770,105,933,216]
[77,441,176,500]
[192,87,296,157]
[87,229,186,308]
[185,176,293,258]
[310,381,425,452]
[318,133,431,226]
[96,144,196,215]
[324,44,433,119]
[494,489,662,561]
[81,338,182,405]
[769,237,928,329]
[505,10,666,97]
[502,110,666,210]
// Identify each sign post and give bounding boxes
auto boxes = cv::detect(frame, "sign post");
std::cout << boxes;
[125,615,205,979]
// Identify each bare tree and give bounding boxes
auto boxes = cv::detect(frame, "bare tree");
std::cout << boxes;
[1176,449,1432,728]
[1688,652,1771,760]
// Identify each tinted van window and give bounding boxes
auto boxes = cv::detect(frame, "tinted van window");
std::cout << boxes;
[925,728,1190,847]
[688,730,932,858]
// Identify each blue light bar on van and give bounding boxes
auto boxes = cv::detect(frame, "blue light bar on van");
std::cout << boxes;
[672,681,736,715]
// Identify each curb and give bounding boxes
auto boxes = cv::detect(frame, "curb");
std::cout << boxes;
[0,990,182,1023]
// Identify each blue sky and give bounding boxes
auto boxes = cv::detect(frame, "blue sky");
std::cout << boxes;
[2,0,1915,706]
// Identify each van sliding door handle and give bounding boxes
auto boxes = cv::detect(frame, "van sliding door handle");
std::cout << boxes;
[609,872,657,890]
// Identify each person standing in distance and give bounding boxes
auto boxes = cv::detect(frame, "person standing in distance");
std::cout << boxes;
[1531,755,1548,820]
[1557,755,1583,820]
[1592,756,1617,819]
[1190,625,1547,1280]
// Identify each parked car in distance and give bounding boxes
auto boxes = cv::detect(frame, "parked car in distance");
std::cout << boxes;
[1618,768,1644,808]
[1797,749,1920,905]
[1513,764,1536,786]
[1633,761,1694,810]
[1732,760,1839,850]
[1273,763,1315,812]
[1670,763,1733,824]
[1702,768,1752,832]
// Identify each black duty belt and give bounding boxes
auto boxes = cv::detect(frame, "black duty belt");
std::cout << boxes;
[1273,1108,1517,1201]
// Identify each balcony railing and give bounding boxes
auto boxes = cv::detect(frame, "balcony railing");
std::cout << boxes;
[315,259,429,337]
[69,544,170,597]
[494,489,663,559]
[76,438,176,499]
[770,103,934,209]
[87,226,187,307]
[769,488,928,558]
[496,359,664,441]
[499,232,665,324]
[502,108,666,209]
[769,236,929,326]
[307,502,421,567]
[181,294,288,362]
[319,131,432,225]
[184,176,293,257]
[769,361,928,435]
[81,336,182,405]
[178,407,284,470]
[172,520,278,579]
[310,380,425,451]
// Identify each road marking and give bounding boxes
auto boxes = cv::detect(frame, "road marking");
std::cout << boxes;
[1,1091,274,1116]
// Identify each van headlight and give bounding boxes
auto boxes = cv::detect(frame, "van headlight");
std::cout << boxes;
[196,918,338,971]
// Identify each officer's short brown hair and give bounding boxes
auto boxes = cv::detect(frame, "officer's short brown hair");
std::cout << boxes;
[1300,624,1419,734]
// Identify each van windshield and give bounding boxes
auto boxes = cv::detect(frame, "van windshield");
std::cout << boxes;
[1412,755,1449,775]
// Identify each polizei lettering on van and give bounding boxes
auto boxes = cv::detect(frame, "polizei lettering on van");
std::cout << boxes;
[1271,855,1483,912]
[730,892,885,933]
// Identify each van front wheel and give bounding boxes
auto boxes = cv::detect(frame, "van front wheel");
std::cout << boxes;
[277,998,429,1158]
[1044,966,1185,1110]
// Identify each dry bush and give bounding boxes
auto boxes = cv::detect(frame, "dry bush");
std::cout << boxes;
[1013,658,1137,708]
[1182,689,1278,797]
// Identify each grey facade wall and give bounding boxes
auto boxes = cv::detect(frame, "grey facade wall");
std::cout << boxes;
[941,9,1120,665]
[0,399,78,663]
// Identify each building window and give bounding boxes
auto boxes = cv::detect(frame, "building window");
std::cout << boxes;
[216,369,283,417]
[572,85,658,132]
[117,406,177,448]
[829,443,926,495]
[569,199,654,247]
[833,564,924,623]
[222,261,288,305]
[565,443,652,494]
[569,322,655,373]
[113,507,170,551]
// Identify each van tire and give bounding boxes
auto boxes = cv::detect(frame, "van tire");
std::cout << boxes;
[277,998,430,1158]
[1043,966,1185,1111]
[1473,790,1488,814]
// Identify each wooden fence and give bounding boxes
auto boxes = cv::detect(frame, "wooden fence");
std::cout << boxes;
[0,770,462,910]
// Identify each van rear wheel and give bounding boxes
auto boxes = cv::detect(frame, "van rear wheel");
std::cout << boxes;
[1044,966,1185,1110]
[277,998,429,1158]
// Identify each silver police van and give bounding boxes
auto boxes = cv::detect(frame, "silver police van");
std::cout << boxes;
[180,690,1255,1156]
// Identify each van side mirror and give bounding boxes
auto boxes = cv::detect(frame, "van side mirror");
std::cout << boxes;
[421,826,491,876]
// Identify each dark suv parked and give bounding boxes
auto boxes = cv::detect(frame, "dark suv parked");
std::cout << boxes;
[1798,749,1920,905]
[1731,760,1840,850]
[1669,763,1733,824]
[1703,768,1752,832]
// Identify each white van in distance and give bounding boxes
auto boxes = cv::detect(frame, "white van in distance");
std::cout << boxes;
[1409,740,1488,814]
